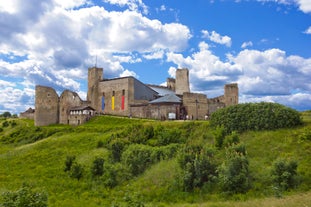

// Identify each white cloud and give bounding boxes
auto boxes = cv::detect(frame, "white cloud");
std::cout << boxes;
[202,30,232,47]
[103,0,148,14]
[143,50,164,60]
[256,0,311,13]
[241,41,253,48]
[304,26,311,34]
[296,0,311,13]
[120,69,138,78]
[166,42,311,110]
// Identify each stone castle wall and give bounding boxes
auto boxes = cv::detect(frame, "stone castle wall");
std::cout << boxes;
[35,86,59,126]
[59,90,86,124]
[183,92,208,120]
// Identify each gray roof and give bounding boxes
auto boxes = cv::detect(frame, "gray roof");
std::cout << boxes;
[148,85,175,96]
[149,94,181,104]
[70,106,95,111]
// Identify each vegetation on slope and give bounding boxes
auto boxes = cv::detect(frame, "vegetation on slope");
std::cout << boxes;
[210,102,302,133]
[0,107,310,206]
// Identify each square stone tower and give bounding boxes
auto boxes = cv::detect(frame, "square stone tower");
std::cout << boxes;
[87,67,103,111]
[175,68,190,95]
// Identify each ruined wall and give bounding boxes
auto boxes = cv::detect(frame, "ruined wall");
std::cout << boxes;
[183,92,208,120]
[59,90,85,124]
[35,86,59,126]
[87,67,103,111]
[224,83,239,106]
[207,96,225,114]
[175,69,190,95]
[166,78,176,91]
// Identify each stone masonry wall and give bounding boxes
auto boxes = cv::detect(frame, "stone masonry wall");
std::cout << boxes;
[35,85,59,126]
[183,92,208,120]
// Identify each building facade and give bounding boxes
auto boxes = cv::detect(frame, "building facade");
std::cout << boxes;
[34,67,238,126]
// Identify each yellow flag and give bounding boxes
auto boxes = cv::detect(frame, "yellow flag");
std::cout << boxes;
[112,96,115,110]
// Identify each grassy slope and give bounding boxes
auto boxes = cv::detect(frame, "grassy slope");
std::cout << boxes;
[0,115,310,206]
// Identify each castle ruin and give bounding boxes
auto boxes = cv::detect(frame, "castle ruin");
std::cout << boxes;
[34,67,238,126]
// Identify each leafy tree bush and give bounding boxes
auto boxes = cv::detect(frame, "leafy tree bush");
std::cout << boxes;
[213,126,226,148]
[210,102,302,133]
[2,121,9,128]
[121,144,153,176]
[1,184,48,207]
[109,138,129,162]
[91,157,104,177]
[218,143,250,194]
[271,159,299,191]
[64,155,76,172]
[178,145,217,192]
[69,162,84,180]
[153,125,183,146]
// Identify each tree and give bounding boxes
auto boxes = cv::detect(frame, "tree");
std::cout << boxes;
[1,112,11,118]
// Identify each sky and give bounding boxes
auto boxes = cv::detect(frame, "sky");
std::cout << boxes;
[0,0,311,114]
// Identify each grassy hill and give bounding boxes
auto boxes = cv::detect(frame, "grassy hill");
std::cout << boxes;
[0,113,310,206]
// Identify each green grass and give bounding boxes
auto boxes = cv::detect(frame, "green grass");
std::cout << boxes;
[0,115,310,206]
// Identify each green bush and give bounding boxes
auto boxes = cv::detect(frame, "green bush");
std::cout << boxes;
[64,155,76,172]
[178,145,217,192]
[69,162,84,180]
[91,157,104,177]
[218,143,250,194]
[109,138,129,162]
[121,144,153,176]
[271,159,299,191]
[1,184,48,207]
[210,102,302,133]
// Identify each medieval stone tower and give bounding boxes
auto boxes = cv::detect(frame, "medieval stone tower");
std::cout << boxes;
[87,67,103,112]
[35,85,59,126]
[224,83,239,106]
[175,68,190,95]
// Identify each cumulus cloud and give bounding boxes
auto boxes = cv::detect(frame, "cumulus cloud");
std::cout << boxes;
[256,0,311,13]
[0,0,192,113]
[304,26,311,34]
[103,0,148,14]
[166,42,311,110]
[241,41,253,48]
[201,30,232,47]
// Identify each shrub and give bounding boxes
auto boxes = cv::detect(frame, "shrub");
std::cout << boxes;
[271,159,299,191]
[109,138,129,162]
[2,121,9,128]
[121,144,153,176]
[213,126,226,148]
[64,155,76,172]
[178,145,217,192]
[69,162,84,180]
[1,184,48,207]
[91,157,104,177]
[210,102,302,133]
[218,143,250,194]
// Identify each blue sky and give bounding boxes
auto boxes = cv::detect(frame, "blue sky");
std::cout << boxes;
[0,0,311,114]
